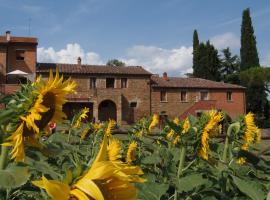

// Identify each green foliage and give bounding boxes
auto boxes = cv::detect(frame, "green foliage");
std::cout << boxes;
[126,113,269,200]
[0,80,269,199]
[193,29,200,74]
[193,41,221,81]
[232,176,266,200]
[106,59,126,67]
[0,166,30,189]
[240,8,260,70]
[220,47,240,81]
[240,67,269,118]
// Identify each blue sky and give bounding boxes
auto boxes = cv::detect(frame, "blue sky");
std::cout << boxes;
[1,0,270,75]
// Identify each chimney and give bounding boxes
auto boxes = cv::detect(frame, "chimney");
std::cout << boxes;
[6,31,11,42]
[77,57,82,68]
[163,72,169,81]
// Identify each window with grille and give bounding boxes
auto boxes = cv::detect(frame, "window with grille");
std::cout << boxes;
[106,78,115,88]
[227,91,232,101]
[121,78,127,88]
[130,102,137,108]
[180,91,187,102]
[90,78,96,89]
[200,91,209,100]
[160,91,167,102]
[16,50,25,61]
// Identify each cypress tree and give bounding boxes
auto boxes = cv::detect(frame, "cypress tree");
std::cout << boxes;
[194,41,221,81]
[240,8,260,70]
[193,30,200,74]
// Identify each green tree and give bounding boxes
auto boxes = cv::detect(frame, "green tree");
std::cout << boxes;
[106,59,126,67]
[194,41,221,81]
[192,29,199,74]
[220,47,240,81]
[240,8,260,70]
[240,67,270,117]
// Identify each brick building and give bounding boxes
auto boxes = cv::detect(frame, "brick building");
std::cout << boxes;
[0,32,246,124]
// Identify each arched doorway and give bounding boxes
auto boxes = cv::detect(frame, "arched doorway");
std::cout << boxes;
[98,100,117,122]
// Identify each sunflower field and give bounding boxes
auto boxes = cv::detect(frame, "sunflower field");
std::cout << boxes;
[0,71,269,200]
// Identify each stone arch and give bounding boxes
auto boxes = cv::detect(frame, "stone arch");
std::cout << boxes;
[98,99,117,122]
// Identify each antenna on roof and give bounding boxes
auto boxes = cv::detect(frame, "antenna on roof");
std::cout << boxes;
[28,18,32,36]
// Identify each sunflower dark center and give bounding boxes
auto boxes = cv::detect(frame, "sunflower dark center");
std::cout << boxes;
[35,92,56,130]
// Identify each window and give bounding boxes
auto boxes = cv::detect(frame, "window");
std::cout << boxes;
[106,78,115,88]
[196,111,203,117]
[130,102,137,108]
[121,78,127,88]
[227,91,232,101]
[180,91,187,102]
[200,91,209,100]
[16,50,25,60]
[160,91,167,102]
[90,78,96,89]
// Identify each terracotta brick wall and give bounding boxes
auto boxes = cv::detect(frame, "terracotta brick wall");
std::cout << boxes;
[52,74,151,125]
[151,88,195,119]
[211,89,245,118]
[7,44,37,74]
[151,88,245,120]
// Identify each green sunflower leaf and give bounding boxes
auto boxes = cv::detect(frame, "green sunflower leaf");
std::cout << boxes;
[0,166,30,189]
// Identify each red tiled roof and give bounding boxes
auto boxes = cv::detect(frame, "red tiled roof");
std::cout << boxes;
[36,63,152,76]
[0,36,38,44]
[151,76,245,89]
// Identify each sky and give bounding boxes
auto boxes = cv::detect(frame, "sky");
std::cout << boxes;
[1,0,270,76]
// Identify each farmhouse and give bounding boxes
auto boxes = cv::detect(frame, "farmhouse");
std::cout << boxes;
[0,31,246,124]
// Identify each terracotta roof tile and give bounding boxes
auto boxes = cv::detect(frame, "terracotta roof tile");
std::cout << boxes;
[151,76,245,89]
[36,63,152,76]
[0,36,38,44]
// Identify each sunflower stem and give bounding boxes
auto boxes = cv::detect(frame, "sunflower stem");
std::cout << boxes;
[222,122,240,163]
[0,145,9,170]
[67,129,72,143]
[174,146,186,200]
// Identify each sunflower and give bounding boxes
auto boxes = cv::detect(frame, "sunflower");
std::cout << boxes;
[166,117,180,140]
[198,111,223,160]
[33,133,144,200]
[72,107,90,129]
[148,114,159,132]
[172,135,180,146]
[80,127,91,140]
[237,112,261,164]
[108,138,122,161]
[106,119,116,136]
[182,117,190,134]
[126,141,138,164]
[3,70,76,162]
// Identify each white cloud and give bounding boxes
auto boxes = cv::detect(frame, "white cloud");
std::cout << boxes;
[210,32,240,49]
[37,43,193,76]
[122,45,193,76]
[37,43,103,64]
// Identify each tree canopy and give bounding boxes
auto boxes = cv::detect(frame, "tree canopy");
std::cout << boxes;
[240,8,260,70]
[106,59,126,67]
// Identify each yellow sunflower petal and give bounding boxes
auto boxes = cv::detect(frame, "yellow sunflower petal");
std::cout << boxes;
[126,141,137,164]
[32,176,70,200]
[70,189,90,200]
[108,138,122,161]
[74,178,104,200]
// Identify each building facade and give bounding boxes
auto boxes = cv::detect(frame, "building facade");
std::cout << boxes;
[0,32,246,124]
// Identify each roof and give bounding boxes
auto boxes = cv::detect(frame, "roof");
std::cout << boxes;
[0,36,38,44]
[36,63,152,76]
[151,76,245,89]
